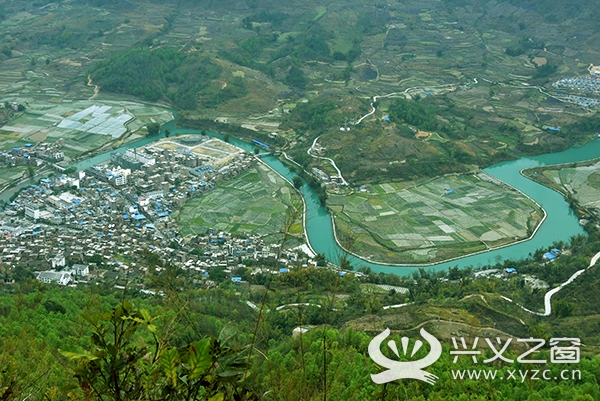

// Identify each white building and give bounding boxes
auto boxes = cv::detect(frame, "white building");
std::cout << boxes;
[107,167,131,187]
[64,178,80,189]
[115,175,127,186]
[125,148,155,166]
[143,190,164,199]
[50,254,66,269]
[24,206,40,220]
[70,264,89,277]
[37,271,72,286]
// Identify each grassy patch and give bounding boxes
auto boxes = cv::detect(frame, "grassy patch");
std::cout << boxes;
[177,165,303,241]
[313,7,327,21]
[587,172,600,190]
[330,174,542,264]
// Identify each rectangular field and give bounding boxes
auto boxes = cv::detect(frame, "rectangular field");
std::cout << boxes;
[175,165,304,242]
[328,174,543,264]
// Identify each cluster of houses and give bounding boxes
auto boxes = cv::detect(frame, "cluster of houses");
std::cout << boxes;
[0,139,65,169]
[0,101,25,112]
[553,75,600,93]
[0,136,314,287]
[555,93,599,108]
[36,257,90,286]
[0,225,310,287]
[543,248,561,261]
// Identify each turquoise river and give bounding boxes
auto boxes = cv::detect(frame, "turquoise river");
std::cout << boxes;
[7,116,600,275]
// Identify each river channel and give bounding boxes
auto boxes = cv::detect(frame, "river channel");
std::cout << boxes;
[7,115,600,275]
[271,147,595,275]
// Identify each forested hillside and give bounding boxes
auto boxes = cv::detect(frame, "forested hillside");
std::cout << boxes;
[1,226,600,399]
[88,47,248,110]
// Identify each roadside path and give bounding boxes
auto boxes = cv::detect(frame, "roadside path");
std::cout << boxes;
[281,151,301,167]
[502,250,600,316]
[355,73,590,128]
[87,74,99,100]
[380,251,600,317]
[307,136,348,185]
[355,84,457,125]
[246,301,323,313]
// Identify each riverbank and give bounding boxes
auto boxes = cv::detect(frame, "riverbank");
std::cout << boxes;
[255,157,318,258]
[3,107,597,275]
[297,139,600,274]
[327,173,546,265]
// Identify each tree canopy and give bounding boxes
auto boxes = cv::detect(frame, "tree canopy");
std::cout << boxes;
[89,47,246,110]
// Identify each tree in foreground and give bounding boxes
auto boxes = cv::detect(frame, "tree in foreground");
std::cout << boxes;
[146,123,161,137]
[61,300,256,400]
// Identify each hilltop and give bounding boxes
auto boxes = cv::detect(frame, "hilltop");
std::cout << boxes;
[1,0,599,179]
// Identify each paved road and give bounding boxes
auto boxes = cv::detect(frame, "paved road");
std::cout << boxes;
[307,136,348,185]
[503,250,600,316]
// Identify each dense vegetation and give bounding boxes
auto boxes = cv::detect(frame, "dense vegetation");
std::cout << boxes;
[221,12,362,88]
[388,97,442,133]
[3,227,600,399]
[564,116,600,142]
[280,95,517,183]
[0,108,14,126]
[517,115,600,155]
[388,96,523,145]
[89,47,247,110]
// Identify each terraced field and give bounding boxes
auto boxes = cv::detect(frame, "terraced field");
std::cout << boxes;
[175,164,303,242]
[328,173,544,264]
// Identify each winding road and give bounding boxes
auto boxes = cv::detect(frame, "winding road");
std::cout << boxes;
[353,75,585,128]
[380,251,600,317]
[307,136,348,185]
[86,74,99,101]
[354,84,457,125]
[502,250,600,316]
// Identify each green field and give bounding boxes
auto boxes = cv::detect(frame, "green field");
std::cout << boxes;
[328,174,544,264]
[175,164,303,242]
[313,7,327,21]
[0,166,28,188]
[0,99,173,161]
[525,160,600,212]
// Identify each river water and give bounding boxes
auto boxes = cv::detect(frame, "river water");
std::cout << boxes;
[165,124,600,274]
[267,146,595,275]
[8,114,600,275]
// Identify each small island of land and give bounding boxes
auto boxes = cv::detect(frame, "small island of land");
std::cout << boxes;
[523,159,600,223]
[328,173,544,264]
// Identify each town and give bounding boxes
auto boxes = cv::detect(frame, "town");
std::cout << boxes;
[552,74,600,108]
[0,135,316,289]
[553,75,600,94]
